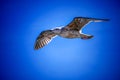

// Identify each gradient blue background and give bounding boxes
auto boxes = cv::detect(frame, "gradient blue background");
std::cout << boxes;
[0,0,120,80]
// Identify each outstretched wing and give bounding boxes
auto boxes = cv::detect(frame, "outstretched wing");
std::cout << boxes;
[34,30,56,50]
[64,17,109,31]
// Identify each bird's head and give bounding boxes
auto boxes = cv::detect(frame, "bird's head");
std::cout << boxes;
[52,27,62,34]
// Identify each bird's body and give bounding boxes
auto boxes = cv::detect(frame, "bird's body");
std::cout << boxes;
[34,17,109,50]
[53,28,81,38]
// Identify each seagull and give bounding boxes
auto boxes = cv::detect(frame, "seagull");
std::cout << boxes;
[34,17,109,50]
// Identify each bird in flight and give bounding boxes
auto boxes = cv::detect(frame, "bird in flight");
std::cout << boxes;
[34,17,109,50]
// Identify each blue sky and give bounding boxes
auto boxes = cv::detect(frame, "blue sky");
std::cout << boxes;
[0,0,120,80]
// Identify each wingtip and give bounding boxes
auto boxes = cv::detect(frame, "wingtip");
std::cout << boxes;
[101,19,110,21]
[74,16,110,22]
[34,46,39,50]
[34,42,40,50]
[34,47,39,50]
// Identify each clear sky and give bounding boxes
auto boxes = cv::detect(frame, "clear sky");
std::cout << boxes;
[1,0,120,80]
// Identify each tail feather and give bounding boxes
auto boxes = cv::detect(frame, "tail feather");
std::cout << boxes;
[80,34,93,40]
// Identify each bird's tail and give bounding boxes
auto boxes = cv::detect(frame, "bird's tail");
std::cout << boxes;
[80,33,93,40]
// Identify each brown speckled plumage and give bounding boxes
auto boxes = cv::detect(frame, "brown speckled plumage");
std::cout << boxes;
[34,17,109,50]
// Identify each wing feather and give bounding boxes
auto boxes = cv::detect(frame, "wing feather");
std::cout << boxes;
[34,30,56,50]
[64,17,109,31]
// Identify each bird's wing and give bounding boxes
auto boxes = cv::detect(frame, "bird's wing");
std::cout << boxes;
[34,30,56,50]
[64,17,109,31]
